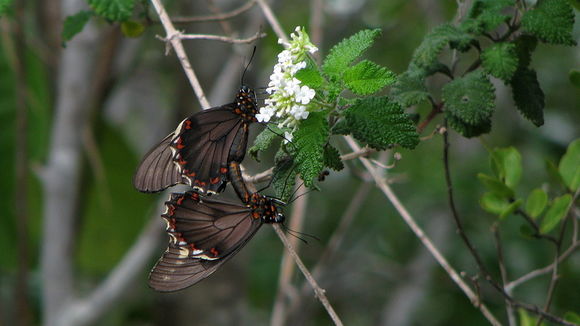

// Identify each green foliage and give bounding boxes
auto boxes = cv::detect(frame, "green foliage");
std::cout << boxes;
[442,70,495,125]
[490,147,522,189]
[62,11,93,45]
[249,126,287,162]
[480,192,521,218]
[466,0,513,32]
[87,0,135,22]
[570,70,580,88]
[540,194,572,233]
[513,35,538,68]
[0,0,12,16]
[295,66,324,89]
[272,153,297,202]
[564,312,580,324]
[481,43,518,81]
[390,66,429,107]
[521,0,576,46]
[121,20,145,37]
[525,188,548,218]
[323,145,344,171]
[412,23,472,69]
[558,138,580,191]
[510,68,544,126]
[343,60,396,95]
[293,112,328,188]
[477,173,514,198]
[322,29,381,79]
[446,112,491,138]
[344,97,419,150]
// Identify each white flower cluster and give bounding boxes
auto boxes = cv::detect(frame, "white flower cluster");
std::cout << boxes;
[256,27,318,139]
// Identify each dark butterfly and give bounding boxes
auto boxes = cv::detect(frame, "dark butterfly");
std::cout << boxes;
[133,86,258,195]
[148,190,285,292]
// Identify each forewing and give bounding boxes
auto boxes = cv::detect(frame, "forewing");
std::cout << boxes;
[133,133,182,193]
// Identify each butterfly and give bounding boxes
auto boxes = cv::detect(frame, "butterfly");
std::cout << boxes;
[148,190,285,292]
[133,86,258,195]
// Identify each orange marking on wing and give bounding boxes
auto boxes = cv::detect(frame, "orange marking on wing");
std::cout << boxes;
[184,120,192,129]
[178,159,187,165]
[210,177,220,184]
[220,167,228,174]
[187,171,196,177]
[176,197,185,205]
[252,212,261,219]
[210,248,219,257]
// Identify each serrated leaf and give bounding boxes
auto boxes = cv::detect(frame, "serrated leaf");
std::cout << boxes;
[293,112,328,188]
[481,192,510,215]
[513,35,538,68]
[331,118,351,135]
[564,312,580,324]
[345,97,419,150]
[442,70,495,125]
[390,66,429,107]
[558,138,580,191]
[570,70,580,88]
[467,0,514,32]
[343,60,396,95]
[446,113,492,138]
[510,68,544,126]
[322,29,381,79]
[62,11,93,45]
[412,23,473,69]
[490,147,522,188]
[500,199,522,219]
[295,66,324,89]
[540,194,572,233]
[522,0,576,46]
[272,153,297,202]
[481,43,519,81]
[88,0,135,22]
[121,20,144,38]
[525,188,548,218]
[477,173,515,198]
[323,145,344,171]
[249,125,286,162]
[0,0,13,16]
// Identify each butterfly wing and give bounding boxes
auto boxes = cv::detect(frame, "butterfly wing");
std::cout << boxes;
[148,192,262,292]
[132,133,183,193]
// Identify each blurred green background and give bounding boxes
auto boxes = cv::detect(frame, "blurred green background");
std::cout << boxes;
[0,0,578,325]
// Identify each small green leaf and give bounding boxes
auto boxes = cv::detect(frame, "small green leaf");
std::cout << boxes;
[249,125,286,162]
[525,188,548,218]
[345,97,419,150]
[546,159,565,184]
[446,113,491,138]
[510,68,545,126]
[390,66,430,107]
[558,138,580,191]
[519,309,536,326]
[467,0,514,32]
[564,312,580,324]
[322,29,381,79]
[343,60,396,95]
[323,145,344,171]
[295,66,324,89]
[293,112,329,188]
[480,192,510,215]
[477,173,515,198]
[442,70,496,125]
[121,20,145,38]
[513,35,538,68]
[521,0,577,46]
[88,0,135,22]
[0,0,13,16]
[540,194,573,234]
[570,70,580,88]
[272,153,297,202]
[500,199,522,219]
[481,43,519,81]
[490,147,522,188]
[331,118,351,135]
[62,11,93,45]
[412,23,473,69]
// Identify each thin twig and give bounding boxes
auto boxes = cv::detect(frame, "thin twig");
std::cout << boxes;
[170,0,256,23]
[492,224,516,326]
[272,224,344,326]
[161,30,266,44]
[149,0,210,109]
[256,0,288,43]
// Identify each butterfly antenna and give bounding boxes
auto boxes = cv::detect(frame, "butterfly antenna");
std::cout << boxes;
[264,124,298,152]
[241,46,257,86]
[257,156,295,193]
[281,224,320,243]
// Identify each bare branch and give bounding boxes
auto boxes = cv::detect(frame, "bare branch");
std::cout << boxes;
[256,0,288,43]
[158,30,266,44]
[492,225,516,326]
[170,0,256,23]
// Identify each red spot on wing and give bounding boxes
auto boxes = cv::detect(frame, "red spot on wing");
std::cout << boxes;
[209,248,219,257]
[220,167,228,174]
[184,120,192,129]
[210,177,220,184]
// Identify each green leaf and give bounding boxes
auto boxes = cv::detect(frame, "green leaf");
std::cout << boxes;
[272,153,297,202]
[525,188,548,218]
[564,312,580,324]
[477,173,515,198]
[293,112,328,188]
[446,113,491,138]
[88,0,135,22]
[322,29,381,79]
[345,97,419,150]
[62,11,93,45]
[442,70,496,125]
[540,194,572,233]
[121,20,145,37]
[510,68,544,126]
[521,0,576,46]
[295,66,324,89]
[249,125,286,162]
[500,199,522,219]
[412,23,473,69]
[490,147,522,188]
[519,309,536,326]
[323,145,344,171]
[559,138,580,191]
[481,43,519,81]
[480,192,510,215]
[0,0,13,16]
[513,35,538,68]
[520,224,535,238]
[343,60,396,95]
[331,118,351,135]
[570,70,580,88]
[390,66,430,107]
[467,0,514,32]
[546,159,565,184]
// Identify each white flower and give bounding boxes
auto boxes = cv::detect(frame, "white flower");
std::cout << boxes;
[283,131,294,144]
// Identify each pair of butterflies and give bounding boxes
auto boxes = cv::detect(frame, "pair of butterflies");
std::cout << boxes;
[134,86,285,292]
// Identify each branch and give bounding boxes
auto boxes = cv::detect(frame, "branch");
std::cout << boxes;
[256,0,288,43]
[170,0,256,23]
[158,30,266,44]
[492,224,516,326]
[149,0,210,109]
